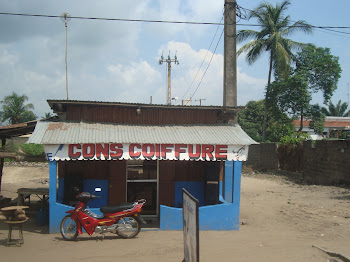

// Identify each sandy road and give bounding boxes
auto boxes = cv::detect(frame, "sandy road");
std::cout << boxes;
[0,163,349,261]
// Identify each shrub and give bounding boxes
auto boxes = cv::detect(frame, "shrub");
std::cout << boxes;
[279,132,310,146]
[19,143,44,156]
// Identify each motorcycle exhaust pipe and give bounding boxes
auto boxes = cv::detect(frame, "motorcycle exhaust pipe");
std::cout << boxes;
[137,215,147,225]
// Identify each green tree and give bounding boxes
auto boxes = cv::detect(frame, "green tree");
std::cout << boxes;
[43,112,53,119]
[238,100,294,142]
[0,92,36,125]
[269,46,341,132]
[309,104,326,134]
[237,0,312,141]
[321,100,350,117]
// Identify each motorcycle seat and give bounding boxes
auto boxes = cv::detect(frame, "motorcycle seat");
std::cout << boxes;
[100,203,135,214]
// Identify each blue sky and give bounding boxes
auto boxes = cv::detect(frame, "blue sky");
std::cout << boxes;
[0,0,349,118]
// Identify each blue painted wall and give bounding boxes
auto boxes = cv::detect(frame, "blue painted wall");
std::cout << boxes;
[82,179,109,208]
[160,202,237,230]
[174,181,205,207]
[232,161,242,227]
[57,178,64,203]
[56,178,108,208]
[224,160,234,203]
[49,161,104,233]
[49,160,243,232]
[160,160,242,231]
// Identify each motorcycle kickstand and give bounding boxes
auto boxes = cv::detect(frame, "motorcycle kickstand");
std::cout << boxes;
[97,233,105,241]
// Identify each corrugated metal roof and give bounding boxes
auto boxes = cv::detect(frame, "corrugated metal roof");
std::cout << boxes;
[28,121,258,145]
[293,116,350,128]
[47,99,244,110]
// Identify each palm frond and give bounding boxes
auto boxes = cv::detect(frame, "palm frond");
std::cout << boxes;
[237,39,266,64]
[236,29,260,43]
[281,20,313,36]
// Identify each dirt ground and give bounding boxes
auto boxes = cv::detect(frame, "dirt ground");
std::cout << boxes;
[0,163,350,262]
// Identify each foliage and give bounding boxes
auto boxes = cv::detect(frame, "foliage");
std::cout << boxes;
[296,46,342,103]
[279,132,310,145]
[270,73,311,118]
[0,92,37,124]
[43,112,54,119]
[19,143,44,156]
[269,46,341,133]
[308,104,326,134]
[321,100,350,117]
[238,100,264,142]
[236,0,312,141]
[238,100,294,142]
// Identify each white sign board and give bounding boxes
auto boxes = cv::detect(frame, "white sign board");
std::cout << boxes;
[44,143,248,161]
[183,189,199,262]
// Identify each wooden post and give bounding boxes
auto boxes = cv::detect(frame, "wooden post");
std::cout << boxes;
[0,138,6,195]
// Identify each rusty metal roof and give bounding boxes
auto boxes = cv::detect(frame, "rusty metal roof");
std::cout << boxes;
[28,121,258,145]
[0,120,38,139]
[47,99,244,111]
[293,116,350,128]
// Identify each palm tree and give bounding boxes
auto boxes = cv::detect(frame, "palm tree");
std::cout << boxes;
[43,112,53,119]
[0,92,36,124]
[321,100,350,117]
[237,0,312,141]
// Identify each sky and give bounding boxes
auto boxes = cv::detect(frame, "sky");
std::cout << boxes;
[0,0,349,119]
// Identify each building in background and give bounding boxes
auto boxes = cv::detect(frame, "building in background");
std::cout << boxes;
[293,116,350,140]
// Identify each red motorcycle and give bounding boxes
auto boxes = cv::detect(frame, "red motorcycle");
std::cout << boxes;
[60,188,146,241]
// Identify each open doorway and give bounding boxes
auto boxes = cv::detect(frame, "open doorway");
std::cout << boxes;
[126,160,158,217]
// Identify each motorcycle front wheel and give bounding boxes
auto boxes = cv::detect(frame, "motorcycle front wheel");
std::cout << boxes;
[60,215,79,241]
[115,216,141,239]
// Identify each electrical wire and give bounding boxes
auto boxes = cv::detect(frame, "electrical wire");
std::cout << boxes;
[179,11,225,104]
[190,28,224,100]
[0,11,349,32]
[0,12,223,25]
[237,6,350,36]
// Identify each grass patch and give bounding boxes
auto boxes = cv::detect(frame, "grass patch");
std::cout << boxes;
[19,143,44,156]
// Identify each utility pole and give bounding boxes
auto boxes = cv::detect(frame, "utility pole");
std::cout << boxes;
[195,98,206,106]
[347,83,349,108]
[223,0,237,107]
[61,12,71,100]
[159,51,179,105]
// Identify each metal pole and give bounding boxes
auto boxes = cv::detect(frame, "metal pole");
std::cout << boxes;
[159,52,179,105]
[61,12,70,100]
[223,0,237,107]
[168,62,171,105]
[65,21,69,100]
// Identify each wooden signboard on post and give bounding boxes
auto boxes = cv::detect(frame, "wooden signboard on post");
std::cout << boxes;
[182,189,199,262]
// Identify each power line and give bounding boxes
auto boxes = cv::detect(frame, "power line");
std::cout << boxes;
[0,12,223,25]
[313,27,350,39]
[190,28,224,100]
[0,11,350,31]
[179,10,225,103]
[237,5,350,36]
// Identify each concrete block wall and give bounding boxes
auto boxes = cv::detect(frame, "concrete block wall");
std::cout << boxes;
[302,140,350,185]
[245,143,278,170]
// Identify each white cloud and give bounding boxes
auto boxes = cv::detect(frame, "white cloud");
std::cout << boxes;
[0,0,286,121]
[156,41,266,106]
[107,61,163,103]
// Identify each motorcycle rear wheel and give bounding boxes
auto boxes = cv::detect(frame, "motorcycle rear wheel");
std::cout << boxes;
[115,216,141,239]
[60,215,79,241]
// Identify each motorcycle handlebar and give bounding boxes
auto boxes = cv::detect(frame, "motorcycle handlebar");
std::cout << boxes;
[137,199,146,204]
[91,195,101,199]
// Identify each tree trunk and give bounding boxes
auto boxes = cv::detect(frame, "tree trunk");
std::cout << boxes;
[0,139,6,196]
[298,105,304,132]
[262,54,273,142]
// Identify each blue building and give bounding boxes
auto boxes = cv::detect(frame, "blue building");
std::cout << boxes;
[28,100,257,233]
